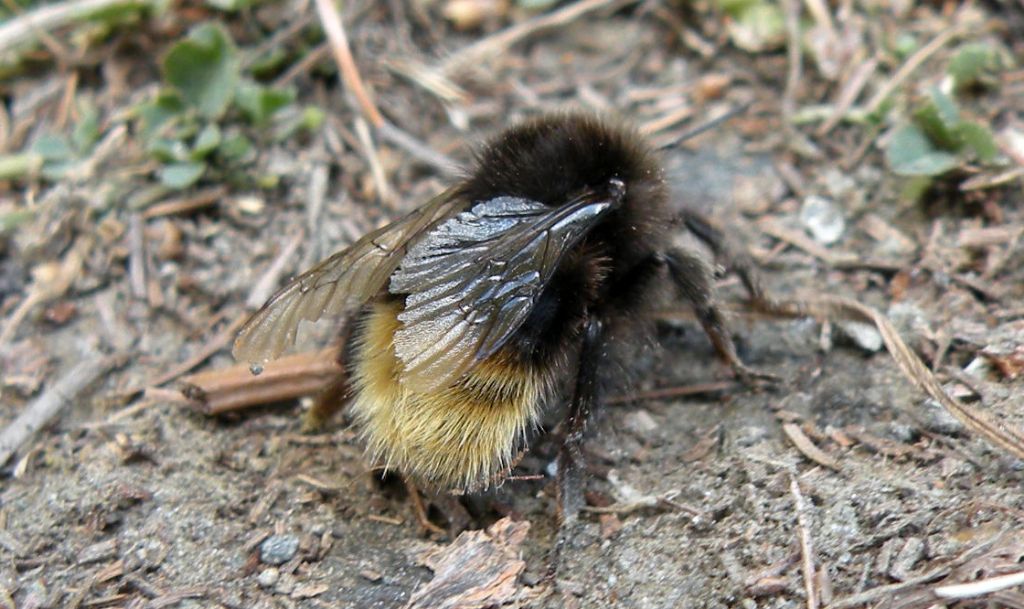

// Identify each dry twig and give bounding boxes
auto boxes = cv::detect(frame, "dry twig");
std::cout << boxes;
[181,348,341,414]
[790,475,819,609]
[439,0,630,76]
[0,353,128,466]
[759,295,1024,462]
[782,423,842,472]
[313,0,383,127]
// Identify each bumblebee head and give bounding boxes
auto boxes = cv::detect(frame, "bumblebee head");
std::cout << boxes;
[460,112,667,212]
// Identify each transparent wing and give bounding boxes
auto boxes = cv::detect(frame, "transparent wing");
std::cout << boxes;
[389,190,618,392]
[233,189,465,365]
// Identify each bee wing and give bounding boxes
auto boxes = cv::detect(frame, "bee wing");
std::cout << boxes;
[233,189,466,365]
[389,190,617,392]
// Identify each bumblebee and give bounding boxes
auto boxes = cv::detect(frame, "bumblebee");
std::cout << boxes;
[234,113,766,520]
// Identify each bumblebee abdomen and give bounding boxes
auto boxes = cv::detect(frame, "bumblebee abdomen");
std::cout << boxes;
[349,300,549,490]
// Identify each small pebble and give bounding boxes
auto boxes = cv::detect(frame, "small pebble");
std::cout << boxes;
[257,568,280,588]
[259,535,299,565]
[800,195,846,244]
[837,320,883,352]
[622,409,658,434]
[888,422,918,443]
[920,399,966,435]
[889,537,924,581]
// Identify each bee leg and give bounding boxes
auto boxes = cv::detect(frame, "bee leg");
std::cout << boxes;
[547,315,606,578]
[663,247,777,386]
[404,478,448,538]
[556,315,605,524]
[302,320,356,432]
[301,372,352,432]
[676,208,775,311]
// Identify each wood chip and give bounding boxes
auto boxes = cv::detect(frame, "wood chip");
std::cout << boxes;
[407,517,530,609]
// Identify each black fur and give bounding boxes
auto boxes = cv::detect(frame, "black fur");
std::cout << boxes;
[462,113,672,368]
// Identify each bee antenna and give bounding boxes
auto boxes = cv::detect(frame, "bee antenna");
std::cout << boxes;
[658,101,752,150]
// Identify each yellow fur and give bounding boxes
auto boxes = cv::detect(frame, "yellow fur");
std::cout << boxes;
[349,300,549,490]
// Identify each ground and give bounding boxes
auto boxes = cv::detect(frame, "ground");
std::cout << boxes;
[1,1,1023,608]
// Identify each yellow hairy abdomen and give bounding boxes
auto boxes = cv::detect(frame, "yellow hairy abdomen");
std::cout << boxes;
[349,300,546,490]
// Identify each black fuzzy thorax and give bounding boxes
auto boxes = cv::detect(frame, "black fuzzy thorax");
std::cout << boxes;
[459,113,671,367]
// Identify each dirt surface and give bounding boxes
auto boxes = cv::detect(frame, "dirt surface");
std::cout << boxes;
[2,2,1024,608]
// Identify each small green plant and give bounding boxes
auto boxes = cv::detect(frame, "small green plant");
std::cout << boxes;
[885,87,998,177]
[883,42,1007,180]
[135,22,324,190]
[717,0,785,53]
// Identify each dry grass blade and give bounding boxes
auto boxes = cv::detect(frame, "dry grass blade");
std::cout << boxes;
[314,0,383,127]
[0,237,89,347]
[790,475,819,609]
[439,0,629,76]
[782,423,842,471]
[761,295,1024,462]
[934,570,1024,599]
[0,0,155,53]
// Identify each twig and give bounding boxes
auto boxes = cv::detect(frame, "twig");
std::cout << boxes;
[817,57,878,136]
[0,353,128,466]
[790,475,819,609]
[140,186,227,220]
[377,121,461,177]
[864,24,968,115]
[802,0,835,38]
[0,0,155,54]
[274,41,331,87]
[781,0,803,127]
[353,116,392,205]
[181,348,341,415]
[935,570,1024,600]
[246,232,304,309]
[758,216,860,266]
[757,295,1024,462]
[384,57,468,105]
[782,423,842,471]
[439,0,630,76]
[142,314,249,390]
[0,238,89,346]
[606,381,736,405]
[314,0,383,127]
[581,489,702,517]
[128,213,147,300]
[826,532,1005,608]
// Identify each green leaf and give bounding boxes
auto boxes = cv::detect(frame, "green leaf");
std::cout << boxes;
[191,123,222,159]
[234,80,296,127]
[205,0,251,10]
[0,208,35,236]
[72,102,101,153]
[727,2,785,52]
[948,42,1003,90]
[146,137,190,162]
[162,22,240,119]
[955,122,999,163]
[32,134,75,161]
[913,89,961,150]
[218,132,253,162]
[159,161,206,189]
[271,105,325,141]
[886,124,959,177]
[0,152,43,180]
[137,91,187,140]
[41,161,77,181]
[717,0,760,16]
